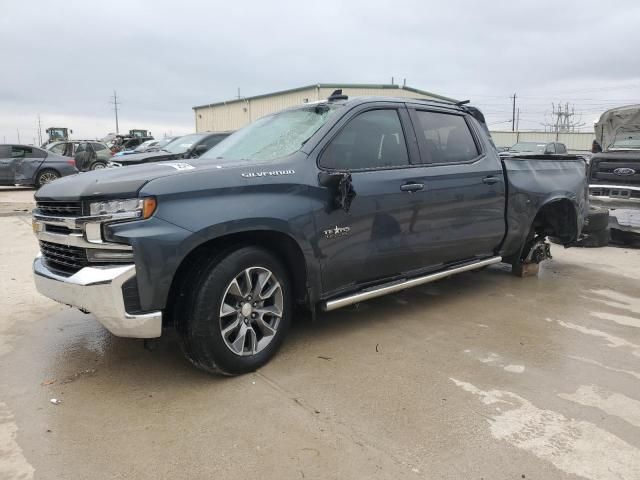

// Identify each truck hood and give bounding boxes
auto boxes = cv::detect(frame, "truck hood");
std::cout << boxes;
[34,156,298,202]
[595,104,640,151]
[35,160,202,201]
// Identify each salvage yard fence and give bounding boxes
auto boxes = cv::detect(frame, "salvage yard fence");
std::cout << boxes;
[490,131,595,152]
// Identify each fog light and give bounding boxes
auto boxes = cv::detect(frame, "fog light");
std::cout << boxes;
[86,249,134,262]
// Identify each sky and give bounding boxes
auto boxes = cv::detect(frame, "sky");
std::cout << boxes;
[1,0,639,144]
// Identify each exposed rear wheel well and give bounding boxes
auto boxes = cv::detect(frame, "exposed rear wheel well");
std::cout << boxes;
[532,199,578,244]
[165,231,309,325]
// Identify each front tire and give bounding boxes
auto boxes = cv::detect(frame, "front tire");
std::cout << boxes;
[176,246,292,375]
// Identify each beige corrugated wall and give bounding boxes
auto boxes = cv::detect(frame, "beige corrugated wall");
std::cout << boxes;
[491,131,595,152]
[194,86,443,132]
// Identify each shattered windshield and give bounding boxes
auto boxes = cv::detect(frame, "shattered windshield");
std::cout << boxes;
[610,126,640,150]
[201,104,342,162]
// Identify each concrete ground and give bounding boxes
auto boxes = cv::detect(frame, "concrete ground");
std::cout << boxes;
[1,186,639,480]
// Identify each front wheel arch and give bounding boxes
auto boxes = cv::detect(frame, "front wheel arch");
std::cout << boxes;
[165,230,312,327]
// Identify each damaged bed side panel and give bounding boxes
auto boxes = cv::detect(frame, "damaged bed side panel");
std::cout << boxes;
[499,157,588,258]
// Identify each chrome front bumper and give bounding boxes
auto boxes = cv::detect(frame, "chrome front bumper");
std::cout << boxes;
[33,256,162,338]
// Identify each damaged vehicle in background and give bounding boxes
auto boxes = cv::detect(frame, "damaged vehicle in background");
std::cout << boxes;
[32,92,590,375]
[74,141,113,171]
[589,105,640,244]
[0,144,77,187]
[114,137,179,157]
[108,132,230,167]
[499,141,567,157]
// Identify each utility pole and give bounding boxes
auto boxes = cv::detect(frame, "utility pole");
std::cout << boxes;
[17,129,20,143]
[516,108,520,132]
[109,90,121,134]
[37,115,43,145]
[511,93,517,132]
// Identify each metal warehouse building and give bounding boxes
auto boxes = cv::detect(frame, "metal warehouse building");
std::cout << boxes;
[193,83,455,132]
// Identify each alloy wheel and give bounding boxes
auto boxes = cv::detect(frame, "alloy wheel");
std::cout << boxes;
[219,267,283,356]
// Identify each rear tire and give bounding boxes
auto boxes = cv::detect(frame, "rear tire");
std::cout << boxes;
[576,228,610,248]
[175,246,292,375]
[583,206,609,233]
[36,169,60,188]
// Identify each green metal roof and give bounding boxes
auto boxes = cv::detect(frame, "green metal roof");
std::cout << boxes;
[192,83,457,110]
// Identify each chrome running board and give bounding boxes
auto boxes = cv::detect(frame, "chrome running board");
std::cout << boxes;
[322,256,502,311]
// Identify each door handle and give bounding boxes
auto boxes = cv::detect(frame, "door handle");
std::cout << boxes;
[482,176,501,185]
[400,182,424,192]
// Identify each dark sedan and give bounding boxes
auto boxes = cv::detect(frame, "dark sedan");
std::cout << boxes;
[0,144,77,188]
[108,132,230,167]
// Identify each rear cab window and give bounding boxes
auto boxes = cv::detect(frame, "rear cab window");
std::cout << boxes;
[411,110,480,164]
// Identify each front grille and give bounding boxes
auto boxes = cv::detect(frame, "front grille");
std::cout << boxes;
[590,160,640,186]
[36,201,84,217]
[39,240,88,275]
[590,187,640,199]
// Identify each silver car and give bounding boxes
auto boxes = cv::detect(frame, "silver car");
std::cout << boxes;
[0,144,78,188]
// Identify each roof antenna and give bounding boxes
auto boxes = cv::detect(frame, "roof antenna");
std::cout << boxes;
[455,99,471,106]
[328,89,348,101]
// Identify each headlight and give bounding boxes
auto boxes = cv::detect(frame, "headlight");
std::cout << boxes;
[89,197,157,219]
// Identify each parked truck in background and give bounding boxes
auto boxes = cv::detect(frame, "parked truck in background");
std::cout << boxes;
[589,105,640,241]
[31,92,588,375]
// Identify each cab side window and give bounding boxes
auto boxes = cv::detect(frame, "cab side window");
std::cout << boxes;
[413,111,479,164]
[320,109,409,170]
[10,146,43,158]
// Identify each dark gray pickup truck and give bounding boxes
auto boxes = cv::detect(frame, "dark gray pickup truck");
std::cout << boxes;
[32,93,588,374]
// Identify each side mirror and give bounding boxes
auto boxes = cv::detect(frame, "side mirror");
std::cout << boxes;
[193,144,208,156]
[318,171,356,212]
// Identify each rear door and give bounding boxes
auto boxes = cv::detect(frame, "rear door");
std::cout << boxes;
[1,146,40,183]
[15,146,48,183]
[406,107,506,264]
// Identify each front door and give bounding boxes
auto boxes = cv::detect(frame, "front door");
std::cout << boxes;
[312,106,427,296]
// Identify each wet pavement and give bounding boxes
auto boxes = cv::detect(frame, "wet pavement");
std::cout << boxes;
[1,186,639,479]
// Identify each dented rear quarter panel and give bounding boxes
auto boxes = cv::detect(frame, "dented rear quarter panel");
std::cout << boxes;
[499,156,588,258]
